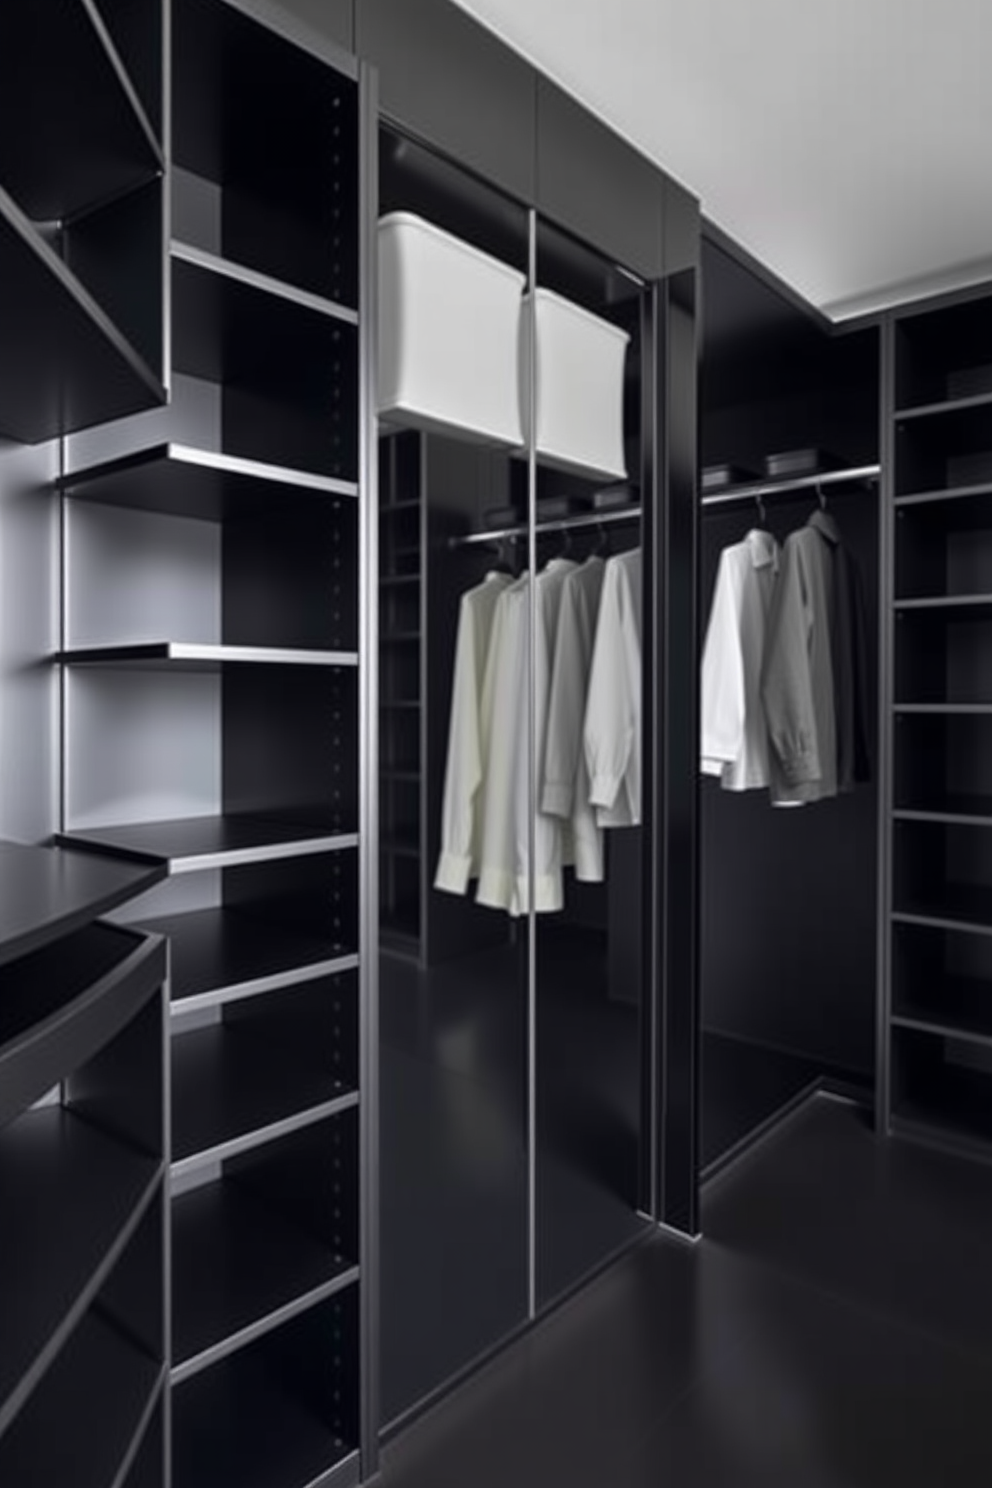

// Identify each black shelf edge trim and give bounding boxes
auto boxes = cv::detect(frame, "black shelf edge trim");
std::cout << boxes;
[892,704,992,715]
[78,0,165,180]
[891,910,992,938]
[170,1090,359,1181]
[171,241,359,328]
[171,1267,360,1387]
[891,1013,992,1051]
[61,442,359,502]
[894,595,992,612]
[894,389,992,423]
[894,482,992,508]
[59,643,359,670]
[171,951,360,1017]
[0,1157,165,1440]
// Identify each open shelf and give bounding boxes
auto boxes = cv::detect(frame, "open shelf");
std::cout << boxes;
[62,443,358,521]
[0,923,164,1131]
[0,1311,163,1488]
[0,841,164,970]
[894,401,992,499]
[171,248,359,482]
[893,922,992,1048]
[894,886,992,937]
[171,1024,358,1176]
[895,604,992,707]
[172,1180,358,1383]
[173,1298,360,1488]
[893,989,992,1048]
[0,184,166,443]
[895,710,992,823]
[896,390,992,422]
[136,906,358,1014]
[60,643,359,670]
[0,1106,160,1435]
[59,814,359,875]
[172,241,357,327]
[895,595,992,613]
[0,0,162,224]
[895,295,992,412]
[891,1025,992,1158]
[894,798,992,827]
[895,481,992,510]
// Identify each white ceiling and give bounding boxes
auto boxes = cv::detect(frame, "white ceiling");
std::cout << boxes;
[452,0,992,319]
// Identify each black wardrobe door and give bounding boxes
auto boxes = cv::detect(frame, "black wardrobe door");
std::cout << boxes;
[276,0,355,53]
[536,78,664,280]
[355,0,537,201]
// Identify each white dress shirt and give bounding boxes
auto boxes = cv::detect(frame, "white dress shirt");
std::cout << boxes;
[700,529,780,791]
[584,548,642,828]
[435,570,514,894]
[541,555,606,880]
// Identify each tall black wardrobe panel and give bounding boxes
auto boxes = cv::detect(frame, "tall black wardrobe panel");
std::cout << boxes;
[662,178,701,276]
[535,78,664,281]
[277,0,355,53]
[355,0,537,201]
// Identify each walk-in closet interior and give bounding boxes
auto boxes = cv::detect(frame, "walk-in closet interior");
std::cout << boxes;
[376,125,656,1425]
[698,236,881,1175]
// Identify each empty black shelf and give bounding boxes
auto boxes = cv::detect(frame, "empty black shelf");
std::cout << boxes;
[172,1181,358,1383]
[894,794,992,827]
[174,1352,359,1488]
[894,884,992,936]
[0,185,166,443]
[60,642,359,670]
[0,1106,161,1435]
[0,0,162,223]
[172,241,357,328]
[171,1025,358,1176]
[381,838,421,860]
[0,1309,163,1488]
[0,840,164,970]
[894,703,992,715]
[892,1067,992,1157]
[59,814,358,875]
[0,922,165,1132]
[893,977,992,1048]
[139,906,357,1013]
[60,442,358,519]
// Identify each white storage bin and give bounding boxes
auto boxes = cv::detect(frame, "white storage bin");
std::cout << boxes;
[377,212,526,447]
[523,289,630,481]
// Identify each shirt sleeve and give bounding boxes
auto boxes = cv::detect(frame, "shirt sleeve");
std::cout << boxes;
[700,549,745,778]
[584,561,636,812]
[435,590,485,894]
[761,539,821,787]
[541,576,585,818]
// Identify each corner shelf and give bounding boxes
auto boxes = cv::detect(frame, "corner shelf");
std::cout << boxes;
[58,815,359,875]
[171,1025,358,1177]
[172,1182,358,1384]
[0,1106,161,1438]
[0,1311,164,1488]
[0,0,163,223]
[61,443,359,521]
[0,184,166,443]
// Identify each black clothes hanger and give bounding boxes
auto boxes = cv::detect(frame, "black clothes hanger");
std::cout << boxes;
[594,521,611,557]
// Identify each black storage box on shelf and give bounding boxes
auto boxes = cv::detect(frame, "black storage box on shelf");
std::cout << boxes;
[591,482,639,510]
[483,505,522,529]
[536,494,587,521]
[763,448,840,481]
[701,464,756,493]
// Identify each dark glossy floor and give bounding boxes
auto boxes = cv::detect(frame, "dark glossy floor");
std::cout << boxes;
[380,1097,992,1488]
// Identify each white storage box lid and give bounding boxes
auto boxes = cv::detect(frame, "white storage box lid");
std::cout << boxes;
[378,211,526,448]
[522,287,631,482]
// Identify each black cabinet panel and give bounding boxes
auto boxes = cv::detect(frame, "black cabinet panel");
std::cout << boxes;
[663,178,701,275]
[356,0,536,200]
[536,79,663,279]
[277,0,354,55]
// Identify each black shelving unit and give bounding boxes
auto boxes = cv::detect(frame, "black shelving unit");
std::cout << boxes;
[884,285,992,1159]
[56,3,372,1483]
[0,0,167,442]
[0,841,168,1487]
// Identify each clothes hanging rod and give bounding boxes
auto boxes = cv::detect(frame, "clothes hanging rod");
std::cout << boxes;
[448,504,642,548]
[700,464,881,509]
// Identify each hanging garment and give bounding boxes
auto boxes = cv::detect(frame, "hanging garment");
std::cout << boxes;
[584,548,643,828]
[760,509,839,805]
[475,558,577,916]
[700,529,780,791]
[541,555,607,881]
[435,570,515,894]
[831,534,871,792]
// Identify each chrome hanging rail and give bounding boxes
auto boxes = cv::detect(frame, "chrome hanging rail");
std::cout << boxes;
[700,463,881,508]
[447,503,642,548]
